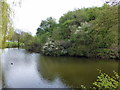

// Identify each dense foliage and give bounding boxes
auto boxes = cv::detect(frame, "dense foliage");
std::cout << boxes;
[93,71,120,90]
[25,4,120,59]
[81,71,120,90]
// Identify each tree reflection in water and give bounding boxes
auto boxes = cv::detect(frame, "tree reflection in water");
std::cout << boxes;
[37,56,119,88]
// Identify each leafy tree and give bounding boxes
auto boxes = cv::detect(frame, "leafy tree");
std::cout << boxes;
[0,0,21,48]
[28,4,119,59]
[36,17,57,36]
[0,0,13,48]
[90,5,119,58]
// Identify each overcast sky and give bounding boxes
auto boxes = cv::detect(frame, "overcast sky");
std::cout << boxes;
[12,0,105,35]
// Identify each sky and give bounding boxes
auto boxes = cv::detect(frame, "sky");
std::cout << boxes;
[12,0,105,35]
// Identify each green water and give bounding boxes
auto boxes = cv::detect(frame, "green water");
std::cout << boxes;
[37,56,119,88]
[0,48,119,88]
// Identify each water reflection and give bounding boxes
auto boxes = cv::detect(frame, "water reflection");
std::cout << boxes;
[38,56,119,88]
[2,48,66,88]
[0,49,3,89]
[0,62,2,89]
[0,48,119,88]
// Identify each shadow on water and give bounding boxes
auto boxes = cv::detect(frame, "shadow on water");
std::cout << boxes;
[0,48,119,88]
[37,56,119,88]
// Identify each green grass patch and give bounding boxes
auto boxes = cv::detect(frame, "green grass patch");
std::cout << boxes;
[5,42,24,48]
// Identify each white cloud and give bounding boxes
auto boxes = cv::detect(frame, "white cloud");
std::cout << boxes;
[13,0,105,35]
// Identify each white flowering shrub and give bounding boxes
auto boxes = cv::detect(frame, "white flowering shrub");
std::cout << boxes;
[42,39,67,56]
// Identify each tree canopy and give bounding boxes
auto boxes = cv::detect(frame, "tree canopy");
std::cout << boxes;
[31,4,119,59]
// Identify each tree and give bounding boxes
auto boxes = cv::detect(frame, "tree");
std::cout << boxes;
[36,17,57,36]
[10,29,31,48]
[0,0,13,48]
[0,0,21,48]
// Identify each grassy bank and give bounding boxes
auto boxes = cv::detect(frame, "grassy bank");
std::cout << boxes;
[5,42,24,48]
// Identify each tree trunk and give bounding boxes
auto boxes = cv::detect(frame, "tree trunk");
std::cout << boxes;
[18,37,20,49]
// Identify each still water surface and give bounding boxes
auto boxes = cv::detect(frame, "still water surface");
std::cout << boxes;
[0,48,119,88]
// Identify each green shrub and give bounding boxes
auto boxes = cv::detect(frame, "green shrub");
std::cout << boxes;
[80,71,120,90]
[96,49,118,59]
[93,71,120,90]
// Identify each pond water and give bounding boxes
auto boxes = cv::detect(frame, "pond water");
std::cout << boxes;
[0,48,119,88]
